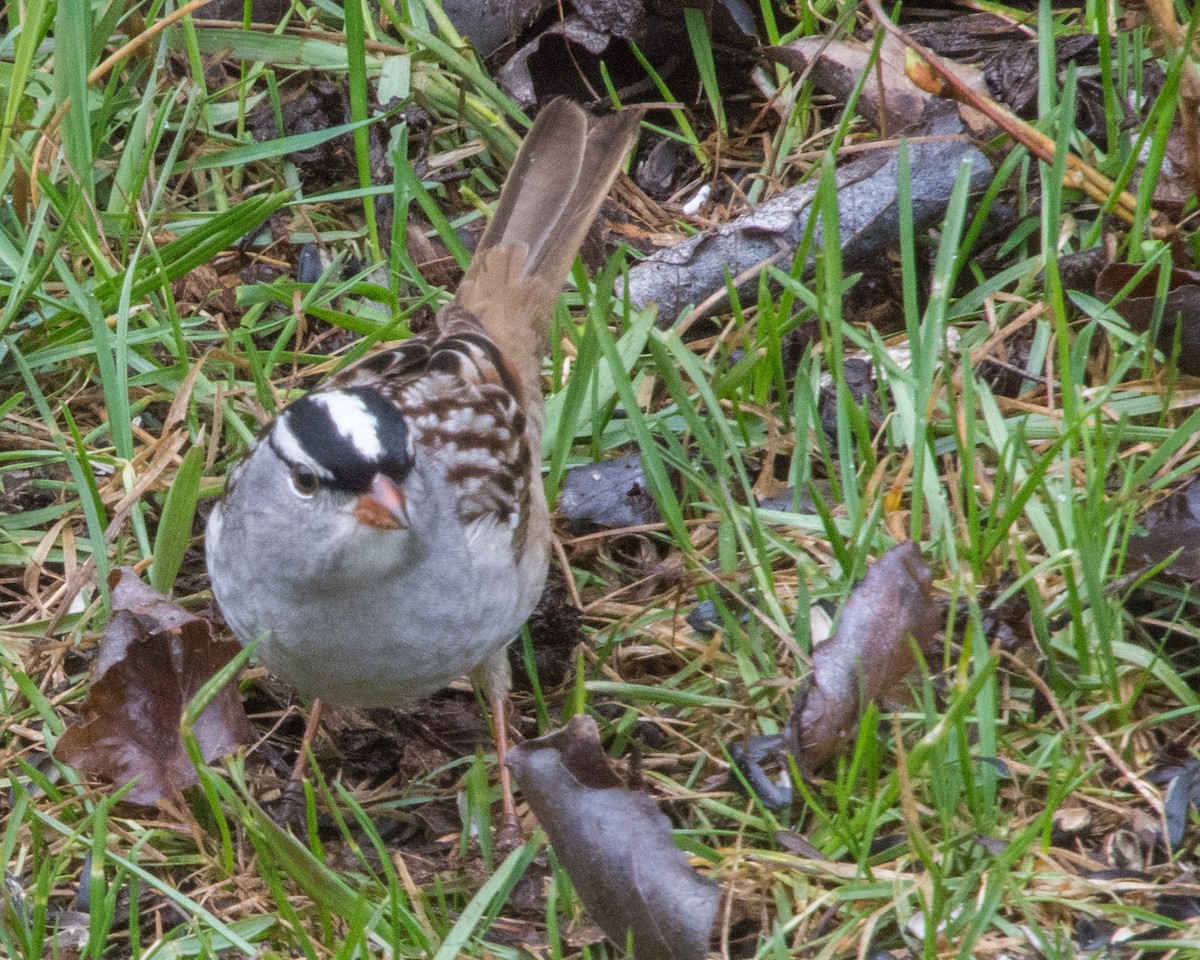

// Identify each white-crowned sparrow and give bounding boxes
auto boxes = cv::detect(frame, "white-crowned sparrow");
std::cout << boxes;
[205,98,644,822]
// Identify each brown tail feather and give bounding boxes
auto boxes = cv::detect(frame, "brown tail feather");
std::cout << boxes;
[453,99,645,416]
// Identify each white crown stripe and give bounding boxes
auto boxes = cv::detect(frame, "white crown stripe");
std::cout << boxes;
[315,392,385,461]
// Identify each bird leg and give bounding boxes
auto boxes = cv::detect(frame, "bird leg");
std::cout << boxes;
[489,689,521,841]
[472,650,522,846]
[291,697,324,780]
[278,697,324,826]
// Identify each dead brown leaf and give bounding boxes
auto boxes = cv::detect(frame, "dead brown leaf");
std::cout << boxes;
[786,541,940,771]
[56,568,249,805]
[909,15,1124,149]
[507,714,720,960]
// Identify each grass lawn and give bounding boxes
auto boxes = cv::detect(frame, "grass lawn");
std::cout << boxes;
[2,1,1200,957]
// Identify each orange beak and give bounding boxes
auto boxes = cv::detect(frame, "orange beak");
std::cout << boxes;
[354,474,408,530]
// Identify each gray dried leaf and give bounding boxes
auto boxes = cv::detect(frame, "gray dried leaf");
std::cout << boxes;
[507,714,720,960]
[1127,480,1200,580]
[573,0,645,39]
[1162,762,1200,853]
[560,453,661,529]
[443,0,551,59]
[786,542,940,771]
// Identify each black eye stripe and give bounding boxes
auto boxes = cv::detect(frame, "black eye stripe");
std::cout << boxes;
[278,387,413,494]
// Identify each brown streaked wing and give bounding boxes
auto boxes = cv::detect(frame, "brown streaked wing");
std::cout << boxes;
[395,372,533,556]
[324,333,435,394]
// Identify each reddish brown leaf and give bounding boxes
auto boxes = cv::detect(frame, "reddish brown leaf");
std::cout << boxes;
[786,542,940,771]
[56,568,249,805]
[1095,263,1200,375]
[507,715,720,960]
[1096,262,1200,297]
[1152,127,1197,211]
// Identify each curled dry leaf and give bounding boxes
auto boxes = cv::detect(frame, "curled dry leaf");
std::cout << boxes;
[446,0,647,64]
[908,14,1123,148]
[507,714,720,960]
[442,0,549,59]
[786,542,940,771]
[491,0,757,106]
[497,15,615,109]
[56,568,249,805]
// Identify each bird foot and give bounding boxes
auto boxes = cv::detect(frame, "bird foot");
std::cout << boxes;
[494,810,524,852]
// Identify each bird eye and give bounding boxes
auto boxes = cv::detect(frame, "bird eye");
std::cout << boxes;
[291,466,320,496]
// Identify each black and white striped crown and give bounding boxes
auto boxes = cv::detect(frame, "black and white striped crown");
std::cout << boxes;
[271,386,413,494]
